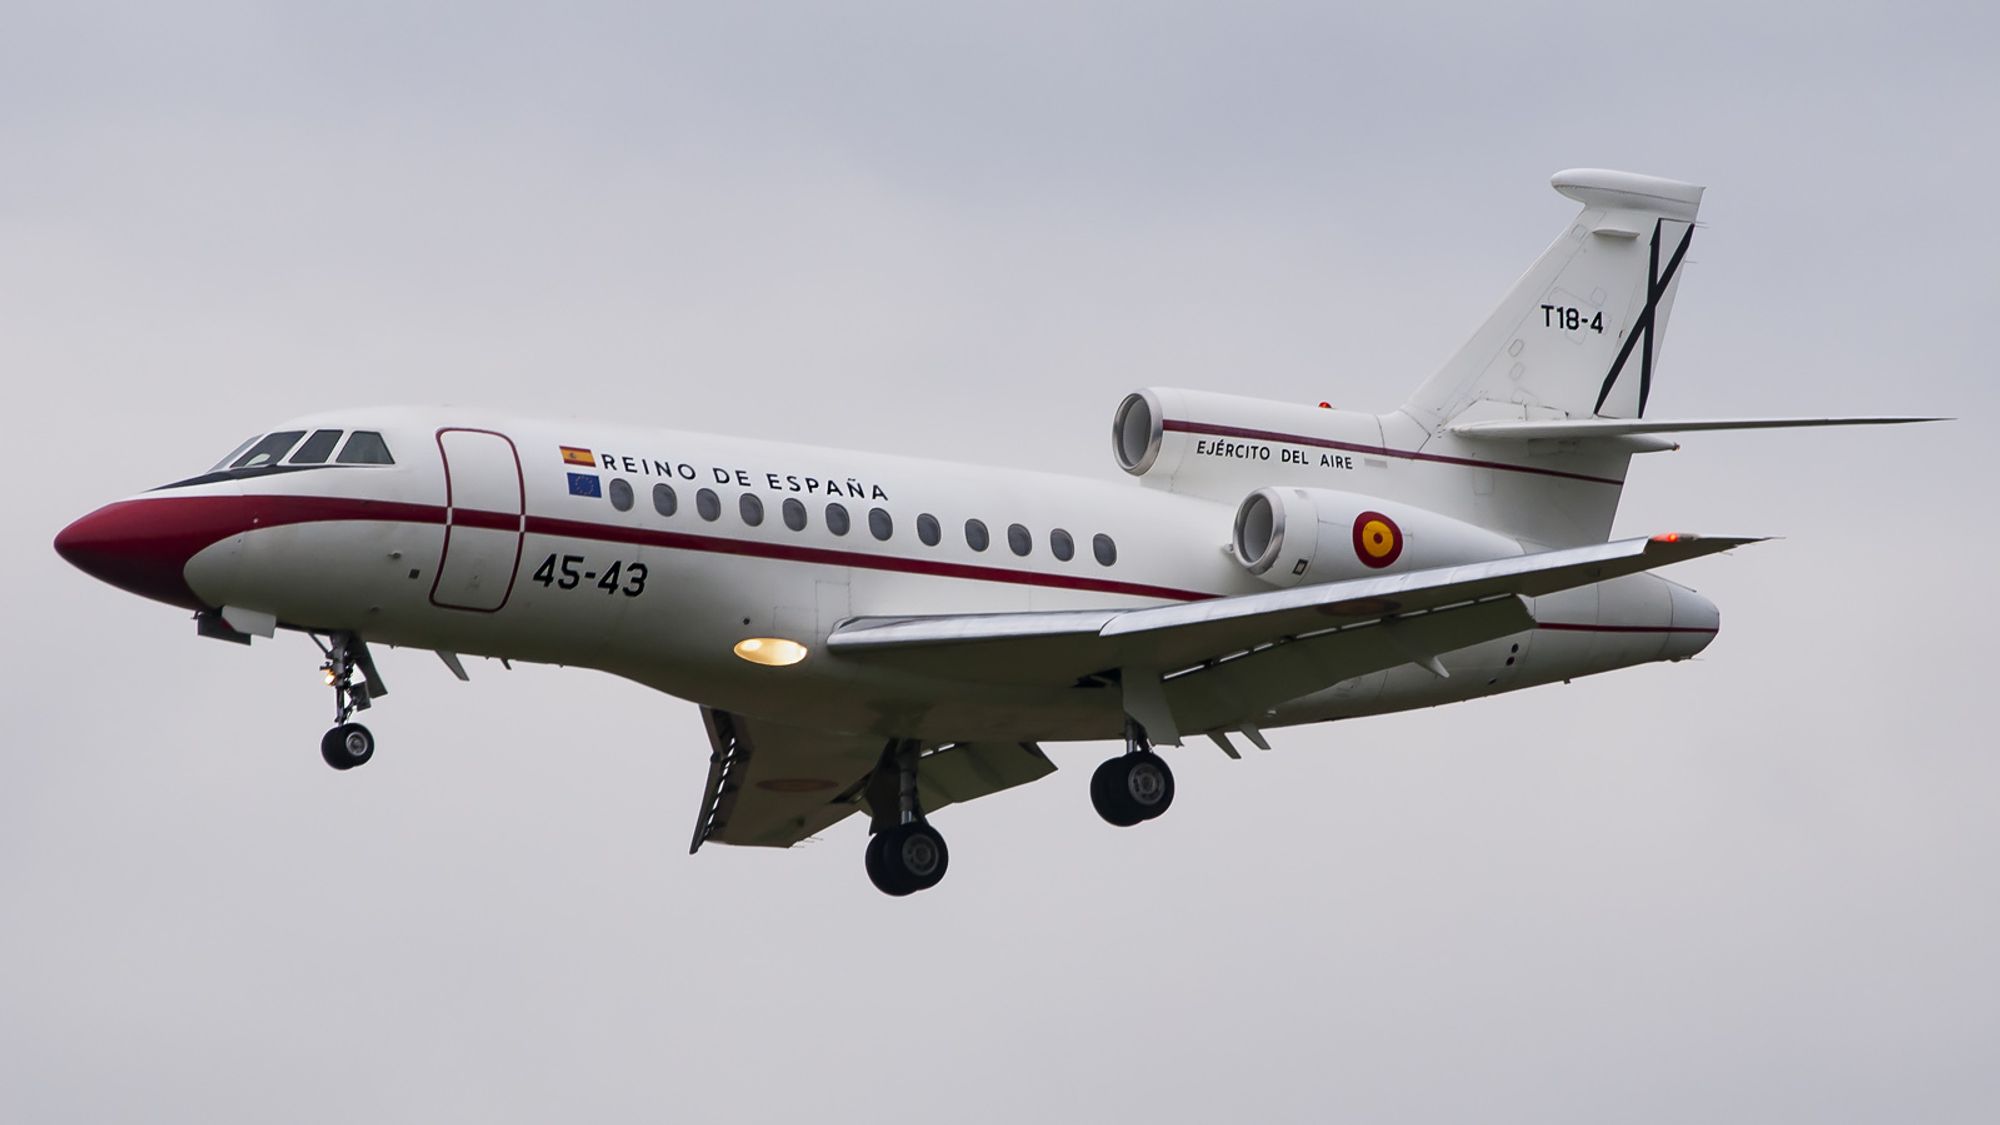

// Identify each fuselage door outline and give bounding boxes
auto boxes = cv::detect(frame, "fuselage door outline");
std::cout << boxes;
[430,427,526,613]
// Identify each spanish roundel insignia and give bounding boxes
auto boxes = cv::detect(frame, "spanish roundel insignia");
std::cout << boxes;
[1352,511,1402,569]
[560,445,596,467]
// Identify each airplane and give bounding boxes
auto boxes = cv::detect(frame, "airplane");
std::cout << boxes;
[54,169,1939,896]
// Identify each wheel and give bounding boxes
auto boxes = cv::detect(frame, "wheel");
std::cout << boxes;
[1090,751,1174,826]
[1125,751,1174,820]
[320,722,375,771]
[866,822,949,896]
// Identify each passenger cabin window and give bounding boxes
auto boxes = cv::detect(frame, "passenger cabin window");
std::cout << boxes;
[782,498,807,531]
[696,488,721,521]
[868,507,893,541]
[826,503,851,536]
[1050,528,1075,561]
[231,431,306,469]
[653,484,678,516]
[916,513,941,546]
[1093,533,1117,567]
[965,519,990,552]
[740,494,765,527]
[609,479,634,511]
[336,431,395,465]
[1007,523,1032,557]
[289,429,343,464]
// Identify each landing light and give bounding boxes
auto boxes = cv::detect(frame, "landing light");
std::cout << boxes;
[734,637,809,667]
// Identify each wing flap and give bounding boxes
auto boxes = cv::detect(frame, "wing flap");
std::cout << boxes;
[690,708,880,851]
[915,741,1057,812]
[826,534,1760,688]
[1162,596,1534,733]
[688,714,1061,852]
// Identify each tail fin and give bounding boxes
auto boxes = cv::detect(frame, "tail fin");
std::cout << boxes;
[1403,170,1705,433]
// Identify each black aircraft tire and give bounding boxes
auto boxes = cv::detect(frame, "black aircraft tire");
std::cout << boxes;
[1091,757,1145,827]
[321,723,374,771]
[870,823,948,896]
[864,832,895,893]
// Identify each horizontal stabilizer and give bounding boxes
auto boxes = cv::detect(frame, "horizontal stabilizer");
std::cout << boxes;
[1449,416,1946,441]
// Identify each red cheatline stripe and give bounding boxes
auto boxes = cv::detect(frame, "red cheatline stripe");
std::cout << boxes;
[1535,622,1718,634]
[147,494,1212,603]
[449,508,523,532]
[1163,419,1627,487]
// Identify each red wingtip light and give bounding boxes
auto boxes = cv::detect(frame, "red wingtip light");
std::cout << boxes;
[1650,532,1695,544]
[1318,402,1332,409]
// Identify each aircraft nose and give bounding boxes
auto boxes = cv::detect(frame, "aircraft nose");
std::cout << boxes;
[55,499,211,610]
[1664,582,1720,661]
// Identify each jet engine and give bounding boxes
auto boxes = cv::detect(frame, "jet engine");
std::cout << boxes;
[1230,487,1524,588]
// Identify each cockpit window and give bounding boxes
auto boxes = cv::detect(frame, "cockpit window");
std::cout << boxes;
[230,431,307,469]
[210,436,262,472]
[289,429,344,465]
[336,431,394,465]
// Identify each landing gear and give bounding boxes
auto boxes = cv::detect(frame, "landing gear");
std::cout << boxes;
[864,739,950,896]
[1091,719,1175,827]
[321,722,375,770]
[865,821,950,897]
[314,631,385,772]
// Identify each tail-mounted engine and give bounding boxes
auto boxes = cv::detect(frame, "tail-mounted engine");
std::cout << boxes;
[1111,386,1426,504]
[1230,487,1523,588]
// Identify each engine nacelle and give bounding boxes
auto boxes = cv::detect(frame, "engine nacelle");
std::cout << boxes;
[1230,487,1524,588]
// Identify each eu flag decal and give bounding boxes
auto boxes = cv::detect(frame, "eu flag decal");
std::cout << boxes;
[567,472,602,498]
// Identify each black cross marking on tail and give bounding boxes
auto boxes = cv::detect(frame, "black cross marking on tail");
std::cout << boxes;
[1592,219,1695,417]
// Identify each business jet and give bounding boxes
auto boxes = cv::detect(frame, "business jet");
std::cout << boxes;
[55,169,1935,896]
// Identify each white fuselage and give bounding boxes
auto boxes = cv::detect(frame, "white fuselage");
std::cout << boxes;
[100,407,1715,744]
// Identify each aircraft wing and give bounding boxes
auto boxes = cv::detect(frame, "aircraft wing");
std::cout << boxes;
[688,708,1056,852]
[826,533,1760,739]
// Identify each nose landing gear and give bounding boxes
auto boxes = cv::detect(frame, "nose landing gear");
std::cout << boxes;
[1091,719,1175,827]
[314,632,386,771]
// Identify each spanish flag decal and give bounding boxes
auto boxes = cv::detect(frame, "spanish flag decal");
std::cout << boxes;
[1352,511,1403,569]
[560,446,595,467]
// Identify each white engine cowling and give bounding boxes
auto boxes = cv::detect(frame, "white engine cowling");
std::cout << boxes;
[1231,487,1525,588]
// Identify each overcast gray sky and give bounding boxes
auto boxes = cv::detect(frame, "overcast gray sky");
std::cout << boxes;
[4,3,1996,1122]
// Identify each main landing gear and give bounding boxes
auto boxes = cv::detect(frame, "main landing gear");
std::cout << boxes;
[1091,719,1175,827]
[864,740,949,897]
[314,632,385,771]
[859,721,1176,895]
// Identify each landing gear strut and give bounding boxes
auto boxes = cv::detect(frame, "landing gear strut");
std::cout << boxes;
[1091,718,1175,827]
[864,740,949,896]
[314,632,383,771]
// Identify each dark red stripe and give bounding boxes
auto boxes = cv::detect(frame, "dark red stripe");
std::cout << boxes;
[449,508,523,532]
[1163,419,1627,487]
[1534,622,1718,634]
[53,496,448,611]
[96,494,1213,604]
[523,513,1209,602]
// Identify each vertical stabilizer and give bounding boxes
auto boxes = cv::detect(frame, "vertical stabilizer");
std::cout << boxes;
[1402,170,1705,433]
